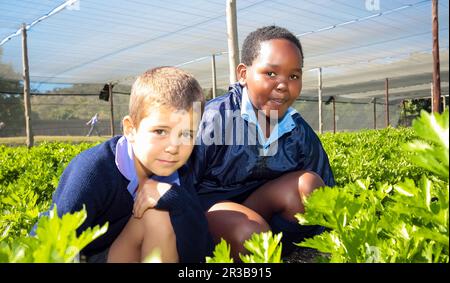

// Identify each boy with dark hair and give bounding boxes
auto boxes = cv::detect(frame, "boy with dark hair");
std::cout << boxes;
[35,66,212,263]
[189,25,335,259]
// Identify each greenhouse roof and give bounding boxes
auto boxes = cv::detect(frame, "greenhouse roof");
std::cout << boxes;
[0,0,448,101]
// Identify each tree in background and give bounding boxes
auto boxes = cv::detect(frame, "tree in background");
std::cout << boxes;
[398,98,434,127]
[0,48,24,136]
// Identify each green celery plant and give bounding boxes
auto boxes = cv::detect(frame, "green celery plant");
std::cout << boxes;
[296,110,449,263]
[0,205,107,263]
[206,231,283,263]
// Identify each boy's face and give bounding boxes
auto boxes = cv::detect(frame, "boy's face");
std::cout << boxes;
[124,105,200,178]
[238,39,303,119]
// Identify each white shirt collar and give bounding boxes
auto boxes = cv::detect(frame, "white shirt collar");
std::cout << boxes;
[115,136,180,200]
[240,86,298,152]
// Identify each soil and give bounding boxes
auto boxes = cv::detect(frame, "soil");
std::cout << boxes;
[283,247,327,263]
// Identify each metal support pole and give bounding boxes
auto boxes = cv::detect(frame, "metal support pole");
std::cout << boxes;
[226,0,239,84]
[211,54,217,99]
[109,83,115,137]
[318,67,323,134]
[432,0,441,113]
[21,23,33,147]
[385,78,390,127]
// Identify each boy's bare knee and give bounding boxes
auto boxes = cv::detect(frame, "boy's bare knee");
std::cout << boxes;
[227,218,270,260]
[298,171,325,195]
[232,217,270,245]
[141,209,174,236]
[139,209,178,262]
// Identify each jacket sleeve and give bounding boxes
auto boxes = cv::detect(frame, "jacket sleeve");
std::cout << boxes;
[155,175,214,263]
[186,144,207,189]
[302,127,336,188]
[30,154,102,236]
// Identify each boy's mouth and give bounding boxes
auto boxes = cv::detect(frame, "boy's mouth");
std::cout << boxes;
[271,98,284,104]
[268,98,285,108]
[156,159,178,164]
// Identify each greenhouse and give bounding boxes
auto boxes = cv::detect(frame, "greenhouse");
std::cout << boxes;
[0,0,448,269]
[1,0,447,138]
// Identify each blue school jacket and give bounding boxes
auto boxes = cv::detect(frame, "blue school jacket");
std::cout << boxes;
[189,83,335,209]
[32,136,213,262]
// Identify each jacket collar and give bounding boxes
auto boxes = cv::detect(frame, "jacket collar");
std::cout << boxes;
[239,85,298,152]
[115,136,180,200]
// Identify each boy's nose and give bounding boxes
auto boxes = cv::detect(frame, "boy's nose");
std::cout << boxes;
[276,80,288,92]
[165,144,179,154]
[166,136,180,153]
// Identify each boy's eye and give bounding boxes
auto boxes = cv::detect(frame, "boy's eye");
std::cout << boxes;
[181,131,194,139]
[290,74,300,80]
[267,71,276,77]
[153,129,168,136]
[178,131,194,145]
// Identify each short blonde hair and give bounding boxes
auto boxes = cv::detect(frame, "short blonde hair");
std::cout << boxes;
[129,66,204,125]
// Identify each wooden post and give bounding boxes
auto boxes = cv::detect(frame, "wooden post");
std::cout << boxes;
[431,82,434,110]
[21,23,33,148]
[211,54,217,99]
[432,0,441,113]
[332,96,336,133]
[318,67,323,134]
[402,100,407,127]
[109,83,115,137]
[226,0,239,84]
[385,78,390,127]
[373,98,377,129]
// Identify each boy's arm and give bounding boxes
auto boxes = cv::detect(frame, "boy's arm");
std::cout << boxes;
[31,155,102,236]
[132,145,209,214]
[54,160,101,230]
[132,179,170,218]
[302,129,336,187]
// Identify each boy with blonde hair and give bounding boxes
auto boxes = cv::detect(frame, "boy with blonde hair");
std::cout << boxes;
[37,67,212,263]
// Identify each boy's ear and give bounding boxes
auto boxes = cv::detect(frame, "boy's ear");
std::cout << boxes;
[122,116,136,142]
[236,63,247,86]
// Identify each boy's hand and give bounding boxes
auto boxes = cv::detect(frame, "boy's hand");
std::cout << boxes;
[133,179,172,218]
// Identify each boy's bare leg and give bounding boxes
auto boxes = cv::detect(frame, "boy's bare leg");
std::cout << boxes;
[206,171,323,260]
[107,209,178,263]
[243,170,325,222]
[207,202,270,260]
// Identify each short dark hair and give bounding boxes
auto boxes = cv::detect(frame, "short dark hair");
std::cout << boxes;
[241,25,304,67]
